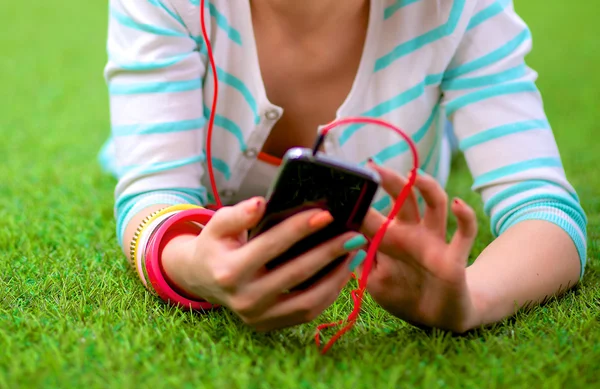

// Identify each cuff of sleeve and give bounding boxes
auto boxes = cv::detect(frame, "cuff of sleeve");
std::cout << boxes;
[497,200,588,279]
[116,190,205,247]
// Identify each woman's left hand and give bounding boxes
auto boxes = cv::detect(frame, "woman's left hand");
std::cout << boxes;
[360,162,481,333]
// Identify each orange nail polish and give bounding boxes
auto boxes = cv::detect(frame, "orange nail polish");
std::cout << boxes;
[308,211,334,228]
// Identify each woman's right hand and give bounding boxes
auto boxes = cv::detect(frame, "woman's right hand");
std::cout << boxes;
[163,197,367,331]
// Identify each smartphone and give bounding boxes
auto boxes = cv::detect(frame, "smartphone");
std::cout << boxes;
[248,147,380,290]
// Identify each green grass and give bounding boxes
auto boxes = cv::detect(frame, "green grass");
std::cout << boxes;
[1,1,599,388]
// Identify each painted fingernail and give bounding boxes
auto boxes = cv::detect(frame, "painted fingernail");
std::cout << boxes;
[244,198,262,214]
[343,234,368,251]
[367,157,381,166]
[349,250,367,271]
[308,211,334,228]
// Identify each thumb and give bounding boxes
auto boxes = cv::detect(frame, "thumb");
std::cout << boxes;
[204,197,266,238]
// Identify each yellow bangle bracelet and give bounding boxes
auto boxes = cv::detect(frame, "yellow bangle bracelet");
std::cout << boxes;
[129,204,204,269]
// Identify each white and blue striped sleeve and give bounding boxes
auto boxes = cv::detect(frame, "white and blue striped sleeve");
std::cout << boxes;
[105,0,208,246]
[441,0,587,276]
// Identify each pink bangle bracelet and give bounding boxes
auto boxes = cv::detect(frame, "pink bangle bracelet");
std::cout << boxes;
[136,212,178,290]
[145,208,217,311]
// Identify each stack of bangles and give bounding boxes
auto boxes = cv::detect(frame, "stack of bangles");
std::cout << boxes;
[129,205,218,311]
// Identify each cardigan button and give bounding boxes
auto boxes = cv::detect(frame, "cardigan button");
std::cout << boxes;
[265,109,280,121]
[243,148,258,159]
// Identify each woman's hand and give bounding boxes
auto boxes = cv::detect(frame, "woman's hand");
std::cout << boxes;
[164,197,367,332]
[360,163,481,333]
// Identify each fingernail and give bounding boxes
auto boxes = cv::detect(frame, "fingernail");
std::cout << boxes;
[367,157,381,166]
[308,211,334,228]
[417,168,426,176]
[244,198,262,214]
[343,234,368,251]
[349,250,367,271]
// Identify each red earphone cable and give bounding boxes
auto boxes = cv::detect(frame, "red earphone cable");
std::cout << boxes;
[200,0,222,209]
[200,1,419,353]
[313,119,419,354]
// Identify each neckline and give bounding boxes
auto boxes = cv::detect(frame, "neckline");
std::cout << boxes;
[245,1,381,125]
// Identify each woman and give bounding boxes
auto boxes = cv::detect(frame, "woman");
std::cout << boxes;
[101,0,586,333]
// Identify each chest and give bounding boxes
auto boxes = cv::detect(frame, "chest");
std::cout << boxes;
[195,0,460,204]
[199,0,457,166]
[252,9,369,158]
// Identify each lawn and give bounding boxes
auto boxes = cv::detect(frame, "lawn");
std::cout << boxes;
[1,1,599,388]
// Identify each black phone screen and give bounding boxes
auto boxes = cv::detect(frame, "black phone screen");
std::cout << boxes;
[249,157,378,289]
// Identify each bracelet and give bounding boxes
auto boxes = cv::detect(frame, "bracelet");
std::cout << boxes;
[129,204,203,268]
[145,208,216,311]
[135,212,178,289]
[141,219,205,296]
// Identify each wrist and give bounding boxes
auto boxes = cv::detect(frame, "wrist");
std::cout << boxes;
[143,208,217,310]
[161,230,204,300]
[464,268,492,331]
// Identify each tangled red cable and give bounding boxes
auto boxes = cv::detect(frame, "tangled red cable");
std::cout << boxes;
[200,1,419,354]
[313,119,419,354]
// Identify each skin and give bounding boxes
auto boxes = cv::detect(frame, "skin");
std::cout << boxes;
[124,201,365,332]
[252,0,369,157]
[122,0,581,332]
[360,163,580,333]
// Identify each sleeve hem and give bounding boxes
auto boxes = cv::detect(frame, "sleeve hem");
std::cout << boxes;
[116,190,204,247]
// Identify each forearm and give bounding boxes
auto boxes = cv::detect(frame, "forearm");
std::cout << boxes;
[466,220,580,329]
